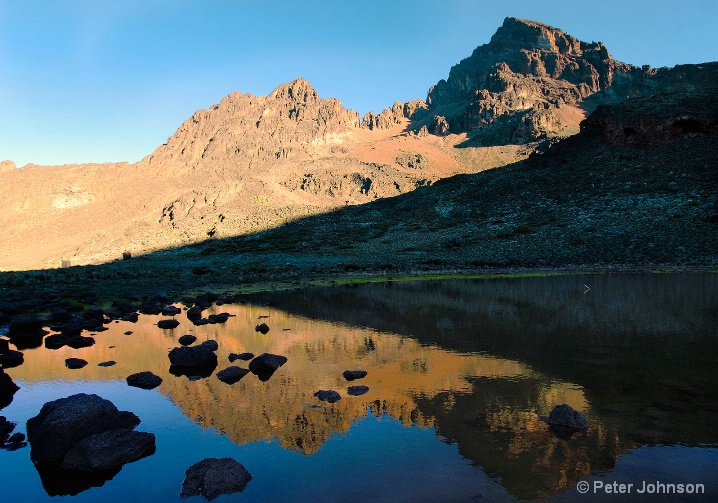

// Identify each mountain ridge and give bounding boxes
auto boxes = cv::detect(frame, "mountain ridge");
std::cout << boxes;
[1,17,716,271]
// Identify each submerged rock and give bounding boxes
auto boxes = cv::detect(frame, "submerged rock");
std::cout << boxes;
[216,366,250,384]
[126,371,163,390]
[180,457,252,500]
[347,385,369,396]
[314,390,341,403]
[342,370,368,381]
[65,358,87,370]
[255,323,270,334]
[97,361,116,367]
[540,404,588,430]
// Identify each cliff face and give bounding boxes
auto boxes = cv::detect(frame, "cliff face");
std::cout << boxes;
[146,78,361,169]
[414,17,718,144]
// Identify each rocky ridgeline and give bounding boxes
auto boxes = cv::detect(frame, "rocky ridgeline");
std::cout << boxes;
[414,17,718,143]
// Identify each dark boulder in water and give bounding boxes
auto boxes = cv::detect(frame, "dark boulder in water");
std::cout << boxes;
[178,334,197,346]
[157,319,180,330]
[540,404,588,431]
[126,371,163,390]
[216,366,250,384]
[314,390,341,403]
[65,358,87,369]
[7,315,47,340]
[0,369,20,409]
[169,344,218,377]
[187,306,204,321]
[0,349,24,369]
[97,361,116,367]
[347,385,369,396]
[199,340,219,351]
[248,353,286,374]
[161,305,181,316]
[26,393,142,465]
[342,370,368,381]
[207,313,230,324]
[255,323,270,334]
[180,457,252,500]
[60,428,155,472]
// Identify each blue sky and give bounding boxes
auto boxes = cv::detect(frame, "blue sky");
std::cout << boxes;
[1,0,717,167]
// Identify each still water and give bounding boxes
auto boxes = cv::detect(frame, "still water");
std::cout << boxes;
[1,273,716,502]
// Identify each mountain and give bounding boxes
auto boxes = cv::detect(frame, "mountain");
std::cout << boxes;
[0,17,716,272]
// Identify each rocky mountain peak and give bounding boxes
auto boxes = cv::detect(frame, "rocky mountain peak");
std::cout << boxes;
[269,77,318,104]
[489,17,601,57]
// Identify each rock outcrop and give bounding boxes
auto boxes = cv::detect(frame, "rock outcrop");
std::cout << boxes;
[417,17,718,144]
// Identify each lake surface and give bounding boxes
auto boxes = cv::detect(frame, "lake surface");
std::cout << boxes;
[1,273,716,502]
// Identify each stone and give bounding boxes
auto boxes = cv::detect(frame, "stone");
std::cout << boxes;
[207,313,230,324]
[540,404,588,430]
[178,334,197,346]
[97,361,116,367]
[121,312,139,323]
[347,385,369,396]
[199,340,219,351]
[180,457,252,500]
[229,352,254,362]
[65,358,87,369]
[161,305,182,316]
[342,370,367,381]
[248,353,287,374]
[7,315,47,339]
[314,390,341,403]
[216,366,250,384]
[0,349,24,368]
[61,429,155,472]
[1,415,15,443]
[65,335,95,349]
[169,345,218,368]
[126,372,162,390]
[186,306,203,321]
[0,369,20,409]
[26,393,141,465]
[255,323,270,334]
[7,431,25,444]
[157,319,180,329]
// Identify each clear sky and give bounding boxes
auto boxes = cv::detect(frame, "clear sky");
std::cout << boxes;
[1,0,717,167]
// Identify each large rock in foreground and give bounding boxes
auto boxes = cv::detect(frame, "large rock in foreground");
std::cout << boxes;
[26,393,149,466]
[61,429,155,471]
[181,457,252,500]
[168,344,218,368]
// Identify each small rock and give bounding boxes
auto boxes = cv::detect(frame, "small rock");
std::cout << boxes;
[97,361,116,367]
[342,370,367,381]
[186,306,203,321]
[178,335,197,346]
[121,313,139,323]
[207,313,230,324]
[255,323,270,334]
[181,457,252,500]
[199,340,218,351]
[228,352,254,362]
[169,345,218,368]
[161,305,182,316]
[157,319,180,330]
[65,335,95,349]
[0,349,24,368]
[347,385,369,396]
[314,390,341,403]
[65,358,87,370]
[540,404,588,430]
[216,366,250,384]
[126,372,162,390]
[248,353,287,374]
[7,431,25,443]
[124,331,133,335]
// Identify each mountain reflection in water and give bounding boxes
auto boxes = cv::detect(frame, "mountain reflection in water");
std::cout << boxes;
[1,273,716,502]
